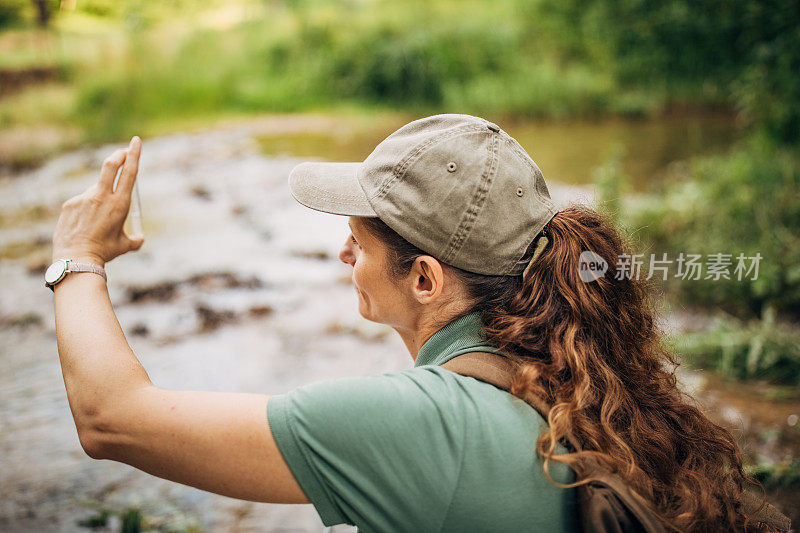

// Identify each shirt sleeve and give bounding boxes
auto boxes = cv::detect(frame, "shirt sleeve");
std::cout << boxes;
[267,368,464,531]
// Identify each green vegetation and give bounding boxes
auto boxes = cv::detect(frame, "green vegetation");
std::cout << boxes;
[621,138,800,318]
[62,1,628,143]
[535,0,800,145]
[4,0,793,148]
[2,0,798,383]
[745,458,800,491]
[77,499,202,532]
[668,306,800,386]
[558,1,800,385]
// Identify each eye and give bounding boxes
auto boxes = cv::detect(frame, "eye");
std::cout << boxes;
[350,235,359,246]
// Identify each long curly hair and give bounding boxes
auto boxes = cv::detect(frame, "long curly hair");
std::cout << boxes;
[361,203,773,532]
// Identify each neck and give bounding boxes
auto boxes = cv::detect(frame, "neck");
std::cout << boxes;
[395,323,437,362]
[394,307,465,361]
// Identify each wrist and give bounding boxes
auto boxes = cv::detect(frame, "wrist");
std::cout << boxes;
[52,251,106,267]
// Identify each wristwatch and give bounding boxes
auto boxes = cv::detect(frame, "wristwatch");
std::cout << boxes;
[44,259,107,292]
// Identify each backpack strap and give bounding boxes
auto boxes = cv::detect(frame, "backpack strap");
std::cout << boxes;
[440,351,581,453]
[441,351,792,532]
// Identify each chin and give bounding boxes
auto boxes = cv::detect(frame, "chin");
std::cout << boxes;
[357,297,384,324]
[357,300,373,322]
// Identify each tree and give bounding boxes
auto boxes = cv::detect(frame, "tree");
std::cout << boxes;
[32,0,50,27]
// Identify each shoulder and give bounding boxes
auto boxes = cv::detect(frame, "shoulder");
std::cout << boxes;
[281,365,519,405]
[266,367,568,529]
[274,366,476,423]
[266,368,482,528]
[272,365,545,436]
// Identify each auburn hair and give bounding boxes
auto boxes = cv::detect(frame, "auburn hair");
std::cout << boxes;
[361,204,773,532]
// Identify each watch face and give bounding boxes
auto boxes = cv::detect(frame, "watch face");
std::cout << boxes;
[45,260,68,284]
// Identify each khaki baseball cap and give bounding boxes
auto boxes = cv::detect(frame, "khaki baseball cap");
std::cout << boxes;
[288,114,558,276]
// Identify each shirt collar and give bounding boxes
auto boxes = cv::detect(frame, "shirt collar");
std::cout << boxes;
[414,311,504,367]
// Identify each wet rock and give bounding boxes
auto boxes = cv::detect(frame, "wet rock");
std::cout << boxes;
[187,271,263,291]
[0,204,59,230]
[1,311,43,329]
[189,184,212,200]
[130,324,150,337]
[195,304,237,333]
[25,257,50,276]
[0,235,50,261]
[124,272,265,306]
[291,250,330,261]
[324,321,390,342]
[127,281,180,303]
[248,305,273,318]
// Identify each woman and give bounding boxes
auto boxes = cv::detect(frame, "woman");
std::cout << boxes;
[50,115,773,532]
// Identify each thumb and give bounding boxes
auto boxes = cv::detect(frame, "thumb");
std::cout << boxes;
[126,234,145,251]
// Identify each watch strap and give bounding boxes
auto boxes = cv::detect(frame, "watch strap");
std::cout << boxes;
[46,259,108,292]
[67,261,107,281]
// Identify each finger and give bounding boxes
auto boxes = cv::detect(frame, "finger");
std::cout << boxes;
[121,233,145,252]
[115,136,142,197]
[98,149,128,194]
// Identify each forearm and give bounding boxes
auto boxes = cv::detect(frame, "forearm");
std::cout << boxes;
[51,269,307,502]
[54,262,152,432]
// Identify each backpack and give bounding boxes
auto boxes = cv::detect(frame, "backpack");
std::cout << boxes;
[441,352,792,533]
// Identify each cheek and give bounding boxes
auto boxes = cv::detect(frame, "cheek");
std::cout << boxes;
[352,255,382,297]
[352,257,368,290]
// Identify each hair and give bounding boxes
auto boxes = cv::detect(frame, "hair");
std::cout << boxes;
[361,204,774,532]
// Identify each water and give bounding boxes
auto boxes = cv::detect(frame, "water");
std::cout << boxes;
[0,114,794,532]
[255,112,744,192]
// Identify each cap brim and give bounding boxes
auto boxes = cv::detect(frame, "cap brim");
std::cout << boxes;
[288,162,378,217]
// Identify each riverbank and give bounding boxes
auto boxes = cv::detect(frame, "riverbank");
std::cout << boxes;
[0,108,743,194]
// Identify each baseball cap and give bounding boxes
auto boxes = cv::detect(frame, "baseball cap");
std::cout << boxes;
[288,114,558,276]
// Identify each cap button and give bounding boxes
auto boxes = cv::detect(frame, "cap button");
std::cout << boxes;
[486,122,500,133]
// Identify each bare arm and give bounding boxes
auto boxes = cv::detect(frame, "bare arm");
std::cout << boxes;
[52,139,308,504]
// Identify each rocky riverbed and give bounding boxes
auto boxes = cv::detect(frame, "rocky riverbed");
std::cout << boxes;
[0,116,796,531]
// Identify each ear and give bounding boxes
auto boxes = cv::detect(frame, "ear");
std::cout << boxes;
[409,255,445,304]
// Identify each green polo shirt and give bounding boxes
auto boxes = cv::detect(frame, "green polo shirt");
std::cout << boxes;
[267,312,578,532]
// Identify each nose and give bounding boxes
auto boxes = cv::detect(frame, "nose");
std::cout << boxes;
[339,236,356,266]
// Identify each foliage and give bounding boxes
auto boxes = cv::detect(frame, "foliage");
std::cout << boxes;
[669,306,800,386]
[592,144,631,227]
[77,499,202,532]
[623,138,800,317]
[732,1,800,144]
[68,1,631,141]
[2,0,795,147]
[0,0,26,29]
[535,0,800,144]
[744,458,800,490]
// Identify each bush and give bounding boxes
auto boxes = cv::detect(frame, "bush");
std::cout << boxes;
[624,138,800,318]
[669,306,800,386]
[70,1,635,140]
[0,0,26,29]
[535,0,800,144]
[744,458,800,491]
